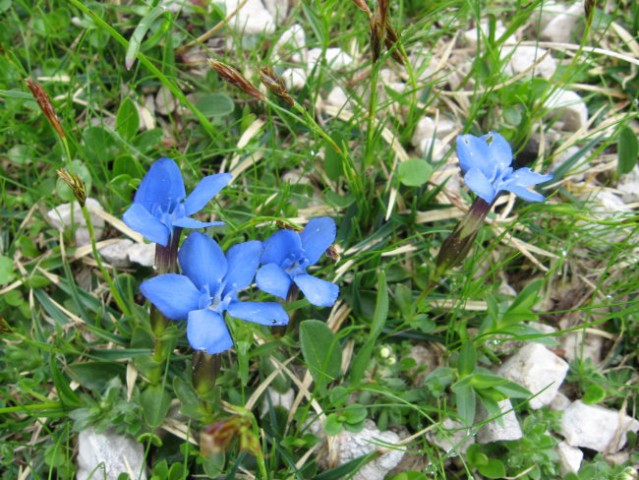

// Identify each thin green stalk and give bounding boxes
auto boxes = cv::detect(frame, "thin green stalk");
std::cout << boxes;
[59,136,131,316]
[66,0,221,142]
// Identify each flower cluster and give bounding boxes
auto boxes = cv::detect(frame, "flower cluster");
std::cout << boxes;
[124,158,339,354]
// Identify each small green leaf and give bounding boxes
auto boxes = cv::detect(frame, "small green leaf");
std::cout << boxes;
[371,270,389,339]
[618,126,638,175]
[195,93,235,118]
[343,403,367,424]
[452,380,477,425]
[50,355,81,408]
[299,320,342,391]
[458,341,476,377]
[582,383,606,404]
[141,384,171,428]
[125,6,167,70]
[116,98,140,140]
[324,413,343,435]
[0,256,16,285]
[478,458,506,479]
[397,158,433,187]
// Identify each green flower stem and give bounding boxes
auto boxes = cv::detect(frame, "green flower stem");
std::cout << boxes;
[149,230,182,385]
[59,136,132,317]
[192,351,221,408]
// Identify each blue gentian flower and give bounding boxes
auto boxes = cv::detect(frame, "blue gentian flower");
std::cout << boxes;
[457,132,553,204]
[123,158,232,247]
[256,217,339,307]
[140,232,288,354]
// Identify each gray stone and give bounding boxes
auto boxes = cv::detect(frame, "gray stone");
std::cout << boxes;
[477,399,523,444]
[127,242,155,267]
[76,427,147,480]
[497,343,569,409]
[282,68,307,90]
[463,20,506,49]
[261,387,295,416]
[225,0,275,35]
[430,418,474,455]
[540,3,582,43]
[557,441,583,475]
[618,164,639,203]
[47,198,105,247]
[311,419,405,480]
[561,400,639,453]
[154,85,177,116]
[545,88,588,132]
[306,48,353,71]
[502,45,557,80]
[100,239,134,268]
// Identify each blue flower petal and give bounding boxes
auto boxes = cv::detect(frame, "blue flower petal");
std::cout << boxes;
[261,230,302,265]
[294,274,339,307]
[134,158,186,212]
[223,240,262,296]
[484,132,513,172]
[227,301,289,326]
[187,309,233,354]
[122,203,170,246]
[184,173,233,216]
[256,263,292,299]
[140,274,201,320]
[300,217,336,265]
[464,168,497,204]
[502,184,546,202]
[178,232,227,292]
[506,168,553,187]
[457,134,491,175]
[172,217,224,229]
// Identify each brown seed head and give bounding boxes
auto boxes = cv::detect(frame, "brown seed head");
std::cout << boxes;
[259,67,294,107]
[26,79,65,139]
[209,59,265,101]
[351,0,372,16]
[57,169,86,206]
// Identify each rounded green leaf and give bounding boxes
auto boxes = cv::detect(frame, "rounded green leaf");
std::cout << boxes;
[195,93,235,118]
[397,158,433,187]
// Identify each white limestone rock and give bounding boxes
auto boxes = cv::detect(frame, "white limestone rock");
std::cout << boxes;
[590,190,632,216]
[411,116,457,149]
[76,427,147,480]
[618,164,639,203]
[281,68,307,90]
[306,48,353,72]
[551,145,588,181]
[100,239,134,268]
[47,198,105,247]
[560,329,603,364]
[477,399,523,444]
[261,387,295,416]
[155,85,177,116]
[463,20,507,49]
[557,441,583,475]
[326,86,350,110]
[274,24,306,63]
[561,400,639,453]
[497,343,569,409]
[540,3,582,43]
[502,45,557,80]
[429,418,474,455]
[310,419,405,480]
[127,242,156,268]
[545,88,588,132]
[263,0,288,22]
[417,138,446,161]
[225,0,275,35]
[549,392,571,411]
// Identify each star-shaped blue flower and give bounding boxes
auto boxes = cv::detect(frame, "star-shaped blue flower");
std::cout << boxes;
[123,158,232,247]
[457,132,553,204]
[256,217,339,307]
[140,232,288,354]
